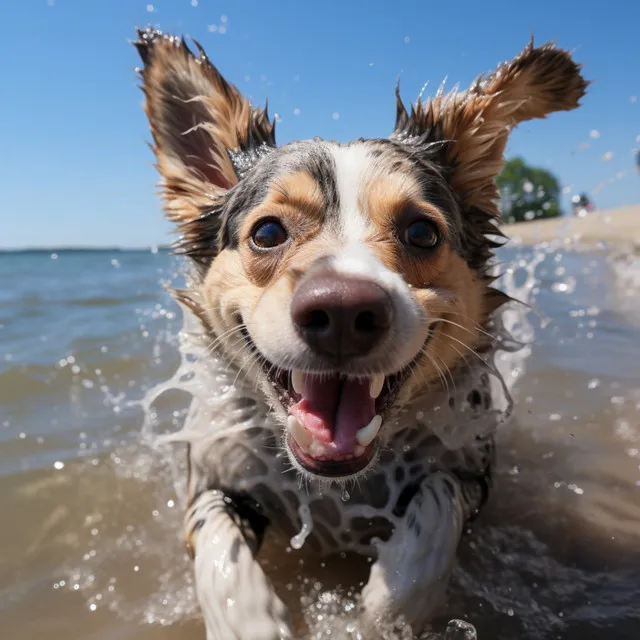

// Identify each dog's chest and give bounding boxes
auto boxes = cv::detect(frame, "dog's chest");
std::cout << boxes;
[194,421,492,556]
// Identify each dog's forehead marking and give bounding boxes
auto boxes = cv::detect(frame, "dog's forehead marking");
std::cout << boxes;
[322,143,418,313]
[329,144,376,245]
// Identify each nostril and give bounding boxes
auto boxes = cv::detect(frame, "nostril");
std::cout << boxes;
[295,307,331,332]
[306,309,331,332]
[354,310,377,334]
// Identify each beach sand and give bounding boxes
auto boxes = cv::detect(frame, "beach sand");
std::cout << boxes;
[500,205,640,251]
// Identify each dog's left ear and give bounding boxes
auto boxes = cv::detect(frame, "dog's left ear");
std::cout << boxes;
[393,40,588,216]
[134,28,275,253]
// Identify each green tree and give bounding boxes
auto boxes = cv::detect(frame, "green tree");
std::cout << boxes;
[496,157,562,223]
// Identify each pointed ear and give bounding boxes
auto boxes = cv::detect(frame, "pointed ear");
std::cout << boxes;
[393,40,588,216]
[133,27,276,234]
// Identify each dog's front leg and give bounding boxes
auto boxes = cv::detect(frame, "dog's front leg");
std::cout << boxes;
[186,489,293,640]
[360,471,483,635]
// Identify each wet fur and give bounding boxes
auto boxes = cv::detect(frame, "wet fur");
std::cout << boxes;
[134,27,587,638]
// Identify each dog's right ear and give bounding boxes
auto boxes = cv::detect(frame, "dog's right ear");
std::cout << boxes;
[134,28,275,247]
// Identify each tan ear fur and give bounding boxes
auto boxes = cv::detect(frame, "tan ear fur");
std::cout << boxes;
[134,28,275,228]
[394,40,588,216]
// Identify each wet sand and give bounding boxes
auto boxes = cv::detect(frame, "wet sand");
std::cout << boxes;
[501,205,640,251]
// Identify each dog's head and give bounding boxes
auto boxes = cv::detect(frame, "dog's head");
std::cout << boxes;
[135,29,586,481]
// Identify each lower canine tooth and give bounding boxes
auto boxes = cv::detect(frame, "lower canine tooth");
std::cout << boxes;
[291,370,305,394]
[369,373,385,399]
[287,415,312,450]
[356,415,382,447]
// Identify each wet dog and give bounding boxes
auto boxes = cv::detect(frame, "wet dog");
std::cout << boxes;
[134,29,586,638]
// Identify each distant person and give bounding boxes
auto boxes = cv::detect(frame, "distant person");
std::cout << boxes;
[571,193,594,217]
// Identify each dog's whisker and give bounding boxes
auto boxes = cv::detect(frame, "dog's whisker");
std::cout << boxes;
[430,315,495,342]
[421,350,450,397]
[205,324,248,354]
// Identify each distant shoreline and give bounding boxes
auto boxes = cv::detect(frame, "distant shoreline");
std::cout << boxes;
[0,246,173,254]
[500,205,640,252]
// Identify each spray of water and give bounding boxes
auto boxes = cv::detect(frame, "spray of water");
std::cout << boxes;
[61,238,640,638]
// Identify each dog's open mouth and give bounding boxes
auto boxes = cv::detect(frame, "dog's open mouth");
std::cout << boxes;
[247,321,441,479]
[282,371,398,477]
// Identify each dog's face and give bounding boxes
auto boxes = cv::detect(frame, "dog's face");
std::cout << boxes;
[201,139,485,479]
[135,29,586,481]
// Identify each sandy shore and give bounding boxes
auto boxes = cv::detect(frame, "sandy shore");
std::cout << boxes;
[500,205,640,252]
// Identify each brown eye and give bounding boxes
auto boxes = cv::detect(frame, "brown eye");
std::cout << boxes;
[251,219,288,249]
[403,219,440,249]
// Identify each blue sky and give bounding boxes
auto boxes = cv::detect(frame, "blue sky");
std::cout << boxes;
[2,0,639,248]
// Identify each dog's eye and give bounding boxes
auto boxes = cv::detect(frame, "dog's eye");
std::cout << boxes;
[251,219,288,249]
[403,219,440,249]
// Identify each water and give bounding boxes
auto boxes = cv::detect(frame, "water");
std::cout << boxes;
[1,243,640,639]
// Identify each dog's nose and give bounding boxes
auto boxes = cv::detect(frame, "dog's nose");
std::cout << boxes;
[290,274,393,358]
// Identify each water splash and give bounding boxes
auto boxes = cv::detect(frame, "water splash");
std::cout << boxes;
[56,240,640,638]
[290,504,314,550]
[444,620,478,640]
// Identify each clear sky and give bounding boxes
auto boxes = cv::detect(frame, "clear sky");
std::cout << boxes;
[2,0,639,248]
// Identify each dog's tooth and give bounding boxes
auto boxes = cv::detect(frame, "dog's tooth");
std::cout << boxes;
[355,415,382,447]
[287,415,312,450]
[291,370,305,395]
[369,373,385,399]
[354,445,366,457]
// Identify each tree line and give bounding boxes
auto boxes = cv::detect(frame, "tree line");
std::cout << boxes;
[496,157,562,223]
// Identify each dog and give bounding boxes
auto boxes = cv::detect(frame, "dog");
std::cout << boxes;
[134,28,587,639]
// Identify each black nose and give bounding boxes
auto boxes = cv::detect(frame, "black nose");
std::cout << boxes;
[290,273,393,359]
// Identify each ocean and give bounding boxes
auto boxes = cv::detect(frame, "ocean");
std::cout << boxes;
[1,244,639,639]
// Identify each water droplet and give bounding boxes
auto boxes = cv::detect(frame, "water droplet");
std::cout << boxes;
[341,488,351,502]
[290,504,313,550]
[601,151,614,162]
[146,3,154,11]
[588,378,600,389]
[332,112,340,120]
[53,461,64,470]
[551,277,576,294]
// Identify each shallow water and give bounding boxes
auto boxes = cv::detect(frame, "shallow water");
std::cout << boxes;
[1,242,639,639]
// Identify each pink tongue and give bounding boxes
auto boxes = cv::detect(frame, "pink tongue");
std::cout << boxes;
[290,375,375,454]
